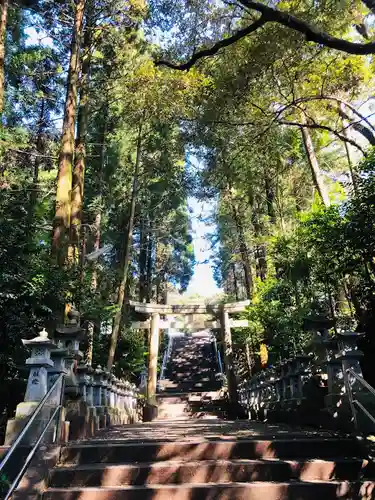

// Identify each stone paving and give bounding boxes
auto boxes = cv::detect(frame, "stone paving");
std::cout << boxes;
[82,419,338,444]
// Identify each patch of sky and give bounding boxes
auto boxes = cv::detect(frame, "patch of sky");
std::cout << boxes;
[185,152,221,297]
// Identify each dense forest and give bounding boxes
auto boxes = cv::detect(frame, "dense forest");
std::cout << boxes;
[1,0,375,434]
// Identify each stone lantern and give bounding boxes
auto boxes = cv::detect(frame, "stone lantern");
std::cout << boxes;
[54,309,85,397]
[5,328,57,444]
[22,328,57,407]
[336,331,365,394]
[76,364,94,404]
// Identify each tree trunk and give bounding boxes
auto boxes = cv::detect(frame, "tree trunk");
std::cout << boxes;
[107,124,142,371]
[231,262,239,301]
[230,200,253,299]
[0,0,8,116]
[340,104,359,196]
[52,0,86,263]
[300,122,330,207]
[265,174,276,224]
[139,217,148,302]
[70,8,92,261]
[249,189,267,281]
[146,227,153,302]
[27,98,45,226]
[86,112,107,365]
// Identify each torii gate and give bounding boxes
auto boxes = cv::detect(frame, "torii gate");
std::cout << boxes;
[129,300,250,406]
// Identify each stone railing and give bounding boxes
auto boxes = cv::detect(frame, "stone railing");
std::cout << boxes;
[238,330,375,433]
[5,310,141,445]
[76,364,138,433]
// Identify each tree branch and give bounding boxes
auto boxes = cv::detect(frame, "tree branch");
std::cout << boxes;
[155,16,267,70]
[278,119,367,155]
[156,1,375,71]
[338,107,375,145]
[238,0,375,54]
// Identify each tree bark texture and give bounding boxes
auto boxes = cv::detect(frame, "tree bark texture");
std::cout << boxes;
[0,0,8,115]
[52,0,85,263]
[249,188,267,281]
[70,8,92,261]
[107,124,142,371]
[139,217,148,302]
[230,196,254,298]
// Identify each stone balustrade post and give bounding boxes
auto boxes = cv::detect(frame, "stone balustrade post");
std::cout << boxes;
[93,366,107,428]
[86,373,94,407]
[126,382,132,422]
[76,364,90,404]
[93,365,103,408]
[280,361,289,404]
[109,374,115,409]
[102,371,110,408]
[120,379,126,424]
[294,355,312,401]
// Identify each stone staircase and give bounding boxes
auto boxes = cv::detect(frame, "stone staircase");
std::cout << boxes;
[156,333,227,420]
[43,420,374,499]
[40,333,375,499]
[159,333,222,394]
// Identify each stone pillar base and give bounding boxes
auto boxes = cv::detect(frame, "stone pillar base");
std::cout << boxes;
[4,400,55,445]
[143,403,158,422]
[4,417,28,445]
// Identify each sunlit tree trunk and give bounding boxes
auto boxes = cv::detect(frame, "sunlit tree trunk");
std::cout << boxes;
[70,7,92,261]
[107,124,142,371]
[52,0,86,263]
[300,122,330,207]
[0,0,8,116]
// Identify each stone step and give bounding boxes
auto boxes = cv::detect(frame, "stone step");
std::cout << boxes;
[60,438,364,464]
[49,458,367,487]
[42,481,374,500]
[155,393,229,420]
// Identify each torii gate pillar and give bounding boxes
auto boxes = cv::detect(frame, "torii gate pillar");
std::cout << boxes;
[147,312,160,404]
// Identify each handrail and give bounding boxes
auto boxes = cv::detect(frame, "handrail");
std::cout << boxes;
[353,400,375,426]
[345,368,375,429]
[4,405,61,500]
[159,334,173,382]
[0,373,64,472]
[342,367,358,430]
[347,368,375,398]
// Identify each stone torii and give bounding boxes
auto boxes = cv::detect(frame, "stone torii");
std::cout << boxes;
[129,299,250,406]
